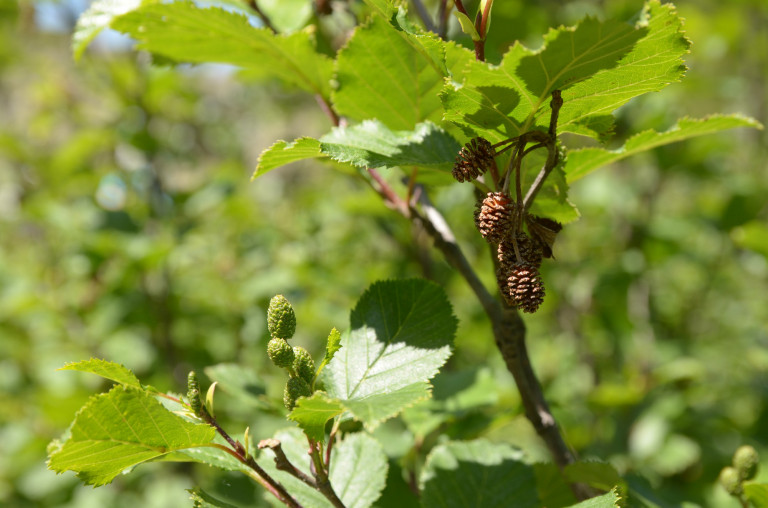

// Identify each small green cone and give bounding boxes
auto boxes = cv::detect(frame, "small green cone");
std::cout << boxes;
[733,445,759,481]
[293,346,315,386]
[267,338,295,368]
[268,295,296,339]
[283,377,311,410]
[187,371,202,415]
[719,466,742,496]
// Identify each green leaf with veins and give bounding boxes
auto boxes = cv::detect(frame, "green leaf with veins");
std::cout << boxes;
[58,358,142,388]
[252,121,460,178]
[288,392,344,442]
[564,115,763,182]
[48,385,216,486]
[420,439,538,508]
[321,279,456,430]
[332,15,446,129]
[112,2,333,98]
[441,0,691,142]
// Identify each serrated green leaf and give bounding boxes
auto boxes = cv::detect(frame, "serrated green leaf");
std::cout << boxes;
[253,137,324,179]
[58,358,141,388]
[557,1,691,137]
[112,3,333,98]
[48,385,216,486]
[252,121,460,178]
[188,488,239,508]
[420,439,538,508]
[328,433,388,508]
[566,488,622,508]
[322,279,456,430]
[441,1,693,142]
[333,15,445,129]
[453,11,481,41]
[341,382,432,430]
[565,115,763,182]
[320,120,461,170]
[72,0,153,60]
[745,483,768,507]
[288,392,344,442]
[361,0,395,18]
[203,363,268,409]
[315,328,342,381]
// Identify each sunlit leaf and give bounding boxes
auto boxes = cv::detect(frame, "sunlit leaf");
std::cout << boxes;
[48,386,216,485]
[420,439,538,508]
[564,115,763,181]
[322,279,456,429]
[58,358,141,388]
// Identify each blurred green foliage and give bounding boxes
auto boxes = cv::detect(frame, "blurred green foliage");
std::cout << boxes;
[1,0,766,506]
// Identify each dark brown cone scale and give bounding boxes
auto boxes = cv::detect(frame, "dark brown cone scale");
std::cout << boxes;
[498,262,545,313]
[474,192,514,244]
[452,137,495,182]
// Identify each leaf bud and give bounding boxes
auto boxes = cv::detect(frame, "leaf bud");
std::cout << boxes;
[733,445,759,481]
[268,295,297,339]
[293,346,315,386]
[283,377,311,410]
[267,338,295,368]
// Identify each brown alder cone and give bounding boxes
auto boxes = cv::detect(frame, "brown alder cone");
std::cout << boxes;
[452,137,495,182]
[474,192,514,244]
[497,262,545,313]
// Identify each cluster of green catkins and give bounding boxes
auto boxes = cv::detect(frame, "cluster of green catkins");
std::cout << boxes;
[266,295,315,410]
[719,445,760,498]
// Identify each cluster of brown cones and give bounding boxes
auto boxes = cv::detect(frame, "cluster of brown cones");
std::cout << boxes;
[453,137,562,314]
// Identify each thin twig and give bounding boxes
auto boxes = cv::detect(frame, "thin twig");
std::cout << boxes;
[258,439,317,489]
[411,192,498,317]
[523,91,563,211]
[200,410,301,507]
[437,0,449,39]
[453,0,485,60]
[411,0,437,33]
[309,440,346,508]
[247,0,277,33]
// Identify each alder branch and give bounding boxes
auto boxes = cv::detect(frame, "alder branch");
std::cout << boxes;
[411,0,437,33]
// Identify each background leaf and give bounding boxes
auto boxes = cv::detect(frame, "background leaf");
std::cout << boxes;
[112,2,333,97]
[419,439,538,508]
[322,279,456,429]
[48,385,216,485]
[328,432,388,508]
[203,363,268,409]
[259,428,387,508]
[188,488,239,508]
[58,358,141,388]
[564,115,763,182]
